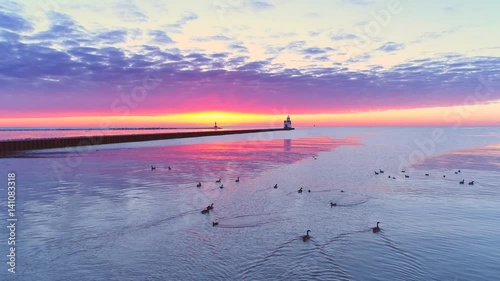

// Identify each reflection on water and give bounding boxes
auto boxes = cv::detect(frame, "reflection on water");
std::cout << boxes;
[413,143,500,171]
[1,127,500,281]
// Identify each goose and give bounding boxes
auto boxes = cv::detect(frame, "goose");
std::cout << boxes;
[197,182,202,187]
[219,184,224,189]
[207,203,214,210]
[235,177,240,183]
[458,170,461,173]
[455,172,458,174]
[401,170,406,173]
[374,171,379,175]
[392,177,396,179]
[216,178,221,183]
[379,169,384,174]
[201,209,209,214]
[330,202,337,207]
[425,174,429,176]
[313,156,317,160]
[341,190,344,193]
[151,165,156,170]
[459,180,465,184]
[212,222,219,227]
[308,189,311,193]
[443,175,446,178]
[302,230,311,242]
[388,175,391,178]
[372,222,380,233]
[468,181,474,185]
[405,175,409,178]
[298,188,303,193]
[168,166,172,170]
[274,184,278,189]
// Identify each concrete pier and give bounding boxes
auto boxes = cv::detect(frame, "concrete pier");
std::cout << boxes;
[0,128,289,154]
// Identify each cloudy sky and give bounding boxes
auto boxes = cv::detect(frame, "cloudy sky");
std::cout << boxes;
[0,0,499,126]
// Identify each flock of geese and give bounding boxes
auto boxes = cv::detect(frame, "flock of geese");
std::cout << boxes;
[374,168,475,185]
[151,162,474,242]
[151,160,381,242]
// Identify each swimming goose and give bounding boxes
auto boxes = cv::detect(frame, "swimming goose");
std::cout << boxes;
[405,175,409,178]
[212,222,219,227]
[330,202,337,207]
[468,181,474,185]
[341,190,344,193]
[374,171,379,175]
[235,177,240,183]
[459,180,465,184]
[201,209,209,214]
[274,184,278,189]
[197,182,202,187]
[207,203,214,210]
[401,170,406,173]
[372,222,381,233]
[151,165,156,170]
[219,184,224,189]
[302,230,311,242]
[298,188,303,193]
[379,169,384,174]
[425,174,429,176]
[168,166,171,170]
[216,178,222,183]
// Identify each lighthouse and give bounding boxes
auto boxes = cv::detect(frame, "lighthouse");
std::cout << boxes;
[283,115,294,130]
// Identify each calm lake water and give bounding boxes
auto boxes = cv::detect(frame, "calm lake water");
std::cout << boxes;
[1,127,499,280]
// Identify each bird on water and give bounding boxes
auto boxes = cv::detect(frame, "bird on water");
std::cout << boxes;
[372,222,381,233]
[459,180,465,184]
[151,165,156,170]
[216,178,221,183]
[197,182,202,187]
[274,184,278,189]
[298,187,303,193]
[302,230,311,242]
[212,222,219,227]
[330,202,337,207]
[235,177,240,182]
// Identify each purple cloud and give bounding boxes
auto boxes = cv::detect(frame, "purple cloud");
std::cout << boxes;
[0,10,499,118]
[148,30,175,44]
[377,42,405,52]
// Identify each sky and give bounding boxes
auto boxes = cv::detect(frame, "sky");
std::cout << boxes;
[0,0,499,127]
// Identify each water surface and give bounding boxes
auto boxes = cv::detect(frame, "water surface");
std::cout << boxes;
[1,127,499,280]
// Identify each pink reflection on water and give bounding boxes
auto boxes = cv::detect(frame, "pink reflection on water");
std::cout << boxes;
[413,143,500,171]
[81,136,363,186]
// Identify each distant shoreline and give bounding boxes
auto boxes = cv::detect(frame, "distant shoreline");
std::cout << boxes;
[0,128,290,154]
[0,127,215,131]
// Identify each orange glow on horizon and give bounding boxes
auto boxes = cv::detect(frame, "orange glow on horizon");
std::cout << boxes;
[1,102,499,128]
